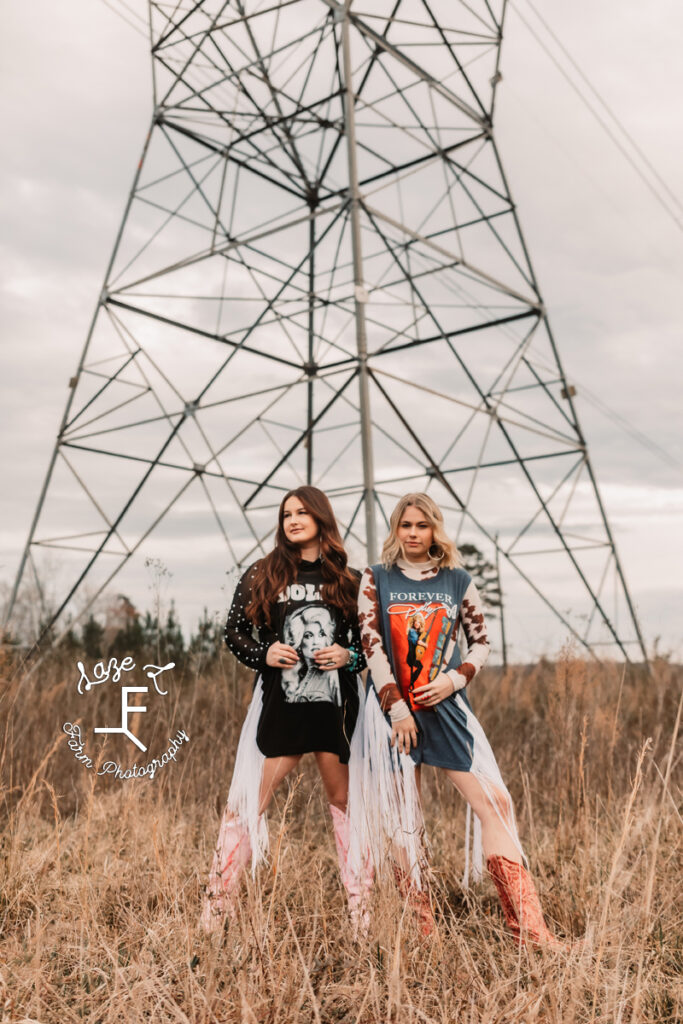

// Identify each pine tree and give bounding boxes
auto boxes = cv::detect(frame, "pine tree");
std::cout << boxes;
[459,543,501,615]
[160,600,185,665]
[81,614,105,659]
[187,607,223,671]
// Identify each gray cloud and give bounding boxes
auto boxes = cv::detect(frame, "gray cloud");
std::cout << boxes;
[2,0,682,658]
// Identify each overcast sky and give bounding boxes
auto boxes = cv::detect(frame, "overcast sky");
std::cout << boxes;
[2,0,682,660]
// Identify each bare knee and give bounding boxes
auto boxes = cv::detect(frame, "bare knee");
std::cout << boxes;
[314,752,348,811]
[481,785,514,825]
[257,755,301,814]
[446,770,512,824]
[322,775,348,811]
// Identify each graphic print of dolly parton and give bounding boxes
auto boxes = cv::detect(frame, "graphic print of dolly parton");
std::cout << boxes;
[405,611,428,689]
[390,601,458,711]
[281,606,341,705]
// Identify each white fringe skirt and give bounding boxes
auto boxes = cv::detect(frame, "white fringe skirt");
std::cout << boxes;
[347,681,526,888]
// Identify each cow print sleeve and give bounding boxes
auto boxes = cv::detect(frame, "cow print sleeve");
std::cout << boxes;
[357,567,405,713]
[446,580,490,686]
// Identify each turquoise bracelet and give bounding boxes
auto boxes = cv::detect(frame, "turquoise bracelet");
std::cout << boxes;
[346,647,359,672]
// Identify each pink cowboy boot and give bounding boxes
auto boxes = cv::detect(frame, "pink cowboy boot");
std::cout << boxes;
[329,803,374,936]
[199,811,252,935]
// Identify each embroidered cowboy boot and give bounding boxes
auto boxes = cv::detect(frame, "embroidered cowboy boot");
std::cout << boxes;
[329,804,374,936]
[487,854,567,950]
[392,864,436,938]
[199,812,252,935]
[486,855,520,939]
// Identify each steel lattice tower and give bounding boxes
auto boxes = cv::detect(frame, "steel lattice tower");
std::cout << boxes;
[6,0,647,661]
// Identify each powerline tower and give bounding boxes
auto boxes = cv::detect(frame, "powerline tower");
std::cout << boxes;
[6,0,647,661]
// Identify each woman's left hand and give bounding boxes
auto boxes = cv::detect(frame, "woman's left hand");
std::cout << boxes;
[313,644,351,670]
[412,672,454,707]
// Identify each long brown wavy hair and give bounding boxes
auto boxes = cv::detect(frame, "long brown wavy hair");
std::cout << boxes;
[245,486,359,628]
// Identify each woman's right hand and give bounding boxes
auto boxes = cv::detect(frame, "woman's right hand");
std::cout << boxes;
[391,715,418,754]
[266,642,300,669]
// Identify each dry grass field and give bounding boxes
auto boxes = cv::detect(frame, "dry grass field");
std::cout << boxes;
[1,645,681,1023]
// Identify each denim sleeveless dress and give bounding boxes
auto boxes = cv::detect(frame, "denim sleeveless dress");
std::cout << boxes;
[369,562,477,771]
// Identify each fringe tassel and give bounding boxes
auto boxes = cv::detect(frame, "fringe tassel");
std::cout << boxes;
[346,676,367,877]
[225,675,269,875]
[348,678,428,889]
[455,691,526,887]
[473,810,483,883]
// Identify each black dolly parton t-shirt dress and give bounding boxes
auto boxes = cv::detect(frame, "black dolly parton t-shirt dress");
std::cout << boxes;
[223,557,363,762]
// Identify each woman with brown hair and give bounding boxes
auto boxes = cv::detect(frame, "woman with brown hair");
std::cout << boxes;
[355,491,570,948]
[199,486,371,935]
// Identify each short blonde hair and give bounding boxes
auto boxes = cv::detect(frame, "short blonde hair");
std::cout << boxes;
[381,492,461,569]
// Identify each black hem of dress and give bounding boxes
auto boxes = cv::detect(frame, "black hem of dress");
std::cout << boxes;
[256,739,350,765]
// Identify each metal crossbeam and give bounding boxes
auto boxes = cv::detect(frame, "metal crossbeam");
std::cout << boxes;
[5,0,647,663]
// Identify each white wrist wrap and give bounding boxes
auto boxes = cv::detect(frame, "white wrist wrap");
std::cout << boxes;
[389,699,412,723]
[446,670,466,694]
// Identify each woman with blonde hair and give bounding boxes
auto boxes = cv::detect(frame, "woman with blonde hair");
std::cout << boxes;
[355,491,568,947]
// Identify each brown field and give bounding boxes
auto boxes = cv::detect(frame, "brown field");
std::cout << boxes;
[1,646,681,1023]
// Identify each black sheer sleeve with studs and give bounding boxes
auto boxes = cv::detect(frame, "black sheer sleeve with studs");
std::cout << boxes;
[346,617,366,672]
[223,564,273,673]
[343,568,366,672]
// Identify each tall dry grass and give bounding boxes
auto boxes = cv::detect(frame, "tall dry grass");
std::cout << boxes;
[0,645,681,1023]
